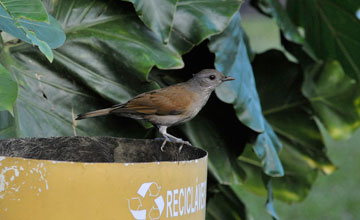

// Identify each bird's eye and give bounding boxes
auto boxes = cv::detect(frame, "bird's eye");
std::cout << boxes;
[209,75,216,80]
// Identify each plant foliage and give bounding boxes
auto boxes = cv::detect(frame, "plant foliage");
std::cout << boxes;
[1,0,359,218]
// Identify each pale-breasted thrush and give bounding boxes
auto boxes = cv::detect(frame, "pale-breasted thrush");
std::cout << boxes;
[76,69,235,151]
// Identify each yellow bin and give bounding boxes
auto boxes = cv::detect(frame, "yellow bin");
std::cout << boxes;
[0,137,208,220]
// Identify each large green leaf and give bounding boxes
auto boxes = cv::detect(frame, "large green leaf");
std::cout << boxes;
[254,50,334,173]
[0,0,49,22]
[239,144,318,203]
[283,37,360,141]
[0,11,65,49]
[0,110,17,138]
[169,0,243,54]
[287,0,360,80]
[252,121,283,176]
[123,0,177,43]
[21,27,53,61]
[182,114,245,184]
[0,58,147,138]
[209,13,263,132]
[251,0,303,44]
[209,12,284,177]
[0,0,185,137]
[0,0,251,153]
[0,63,17,114]
[207,185,247,220]
[0,0,244,139]
[230,173,280,219]
[0,5,65,62]
[236,48,329,207]
[302,61,360,140]
[263,178,279,220]
[46,0,183,101]
[123,0,243,54]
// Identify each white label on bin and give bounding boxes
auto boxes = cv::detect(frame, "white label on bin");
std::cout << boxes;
[128,180,206,219]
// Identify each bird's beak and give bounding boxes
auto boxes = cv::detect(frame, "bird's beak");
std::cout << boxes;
[222,76,235,81]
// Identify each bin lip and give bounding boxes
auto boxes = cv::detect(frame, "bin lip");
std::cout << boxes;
[0,136,208,164]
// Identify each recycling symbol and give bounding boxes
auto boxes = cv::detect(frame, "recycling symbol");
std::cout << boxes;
[128,182,165,220]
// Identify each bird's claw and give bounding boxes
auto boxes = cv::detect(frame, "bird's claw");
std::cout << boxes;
[183,141,191,146]
[178,143,184,153]
[160,137,170,152]
[159,138,191,152]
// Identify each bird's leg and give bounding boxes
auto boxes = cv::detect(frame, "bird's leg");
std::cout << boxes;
[159,126,191,152]
[159,126,169,152]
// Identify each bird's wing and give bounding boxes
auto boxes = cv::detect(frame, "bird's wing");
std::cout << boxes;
[111,84,194,116]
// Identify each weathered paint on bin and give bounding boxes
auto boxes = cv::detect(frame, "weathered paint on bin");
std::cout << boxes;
[0,154,207,220]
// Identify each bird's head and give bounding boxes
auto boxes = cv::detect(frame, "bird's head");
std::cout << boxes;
[190,69,235,91]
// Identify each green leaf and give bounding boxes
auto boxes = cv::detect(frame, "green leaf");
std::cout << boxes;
[0,0,49,22]
[252,0,304,44]
[0,0,186,137]
[253,122,284,177]
[263,177,280,220]
[0,63,17,114]
[182,115,245,184]
[123,0,243,53]
[230,183,267,219]
[53,0,183,74]
[207,185,247,220]
[284,37,360,141]
[0,110,17,138]
[23,16,64,49]
[0,0,246,138]
[239,144,318,203]
[170,0,243,54]
[209,13,263,132]
[21,28,53,62]
[302,60,360,140]
[253,50,335,174]
[287,0,360,80]
[209,12,284,177]
[0,5,65,62]
[274,139,319,202]
[124,0,178,43]
[0,64,148,138]
[1,46,153,138]
[48,0,182,102]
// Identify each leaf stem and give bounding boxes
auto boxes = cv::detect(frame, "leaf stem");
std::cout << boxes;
[239,156,262,168]
[262,99,308,115]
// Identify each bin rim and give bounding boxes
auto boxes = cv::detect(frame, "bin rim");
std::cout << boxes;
[0,136,208,164]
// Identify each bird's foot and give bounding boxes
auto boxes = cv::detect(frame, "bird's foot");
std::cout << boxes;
[158,126,191,152]
[160,137,170,152]
[167,137,191,153]
[167,135,189,145]
[159,137,191,152]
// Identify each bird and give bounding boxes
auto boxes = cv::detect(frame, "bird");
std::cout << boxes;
[76,69,235,151]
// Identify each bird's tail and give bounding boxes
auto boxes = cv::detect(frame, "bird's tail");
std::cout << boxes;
[75,108,114,120]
